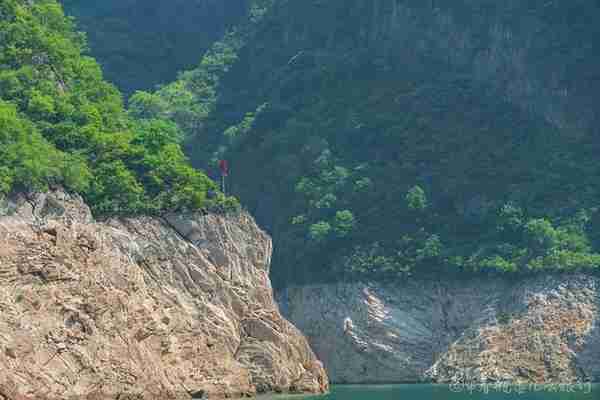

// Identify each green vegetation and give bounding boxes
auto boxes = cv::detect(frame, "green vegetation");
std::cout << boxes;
[123,0,600,286]
[0,0,234,215]
[60,0,248,96]
[12,0,600,286]
[496,312,512,325]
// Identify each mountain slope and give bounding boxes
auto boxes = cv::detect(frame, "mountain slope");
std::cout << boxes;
[60,0,249,96]
[120,0,600,286]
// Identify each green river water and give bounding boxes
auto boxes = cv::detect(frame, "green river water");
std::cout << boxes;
[260,384,599,400]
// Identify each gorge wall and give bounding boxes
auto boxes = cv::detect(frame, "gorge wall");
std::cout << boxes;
[278,274,600,384]
[0,189,327,399]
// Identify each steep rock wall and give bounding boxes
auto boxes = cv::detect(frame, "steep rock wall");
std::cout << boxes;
[278,275,600,384]
[0,189,328,399]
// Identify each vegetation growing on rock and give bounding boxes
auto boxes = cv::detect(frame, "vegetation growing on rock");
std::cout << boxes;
[115,0,600,284]
[0,0,238,215]
[11,0,600,283]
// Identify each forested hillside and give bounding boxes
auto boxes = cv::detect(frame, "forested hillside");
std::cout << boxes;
[7,0,600,287]
[124,0,600,286]
[60,0,248,96]
[0,0,236,215]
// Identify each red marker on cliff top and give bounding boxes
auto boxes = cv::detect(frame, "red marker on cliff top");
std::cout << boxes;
[219,160,228,194]
[219,159,229,177]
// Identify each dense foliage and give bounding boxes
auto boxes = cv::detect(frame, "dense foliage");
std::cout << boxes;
[39,0,600,285]
[0,0,234,215]
[122,0,600,286]
[60,0,248,96]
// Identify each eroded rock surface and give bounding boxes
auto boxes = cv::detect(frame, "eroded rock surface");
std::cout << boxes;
[278,275,600,384]
[0,189,328,399]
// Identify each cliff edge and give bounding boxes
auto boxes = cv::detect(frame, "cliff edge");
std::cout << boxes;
[0,189,328,399]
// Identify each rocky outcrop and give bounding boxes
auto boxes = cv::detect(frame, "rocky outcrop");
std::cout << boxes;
[278,275,600,384]
[0,189,328,399]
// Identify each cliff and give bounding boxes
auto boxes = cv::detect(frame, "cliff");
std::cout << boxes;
[278,275,600,384]
[0,189,328,399]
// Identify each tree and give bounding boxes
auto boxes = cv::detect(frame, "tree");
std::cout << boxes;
[333,210,356,237]
[0,1,225,215]
[497,203,524,233]
[525,219,558,254]
[309,221,331,242]
[406,185,427,212]
[0,101,64,193]
[416,234,442,262]
[128,91,169,120]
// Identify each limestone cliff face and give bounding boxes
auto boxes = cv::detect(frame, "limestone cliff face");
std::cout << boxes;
[278,275,600,384]
[0,189,328,399]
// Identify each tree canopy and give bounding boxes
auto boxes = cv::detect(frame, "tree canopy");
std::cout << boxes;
[0,0,236,215]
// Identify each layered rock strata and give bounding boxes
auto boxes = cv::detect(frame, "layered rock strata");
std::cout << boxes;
[278,275,599,384]
[0,189,328,399]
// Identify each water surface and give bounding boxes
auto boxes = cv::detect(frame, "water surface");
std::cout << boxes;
[259,384,599,400]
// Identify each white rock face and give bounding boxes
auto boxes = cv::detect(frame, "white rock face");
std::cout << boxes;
[0,189,328,399]
[278,276,600,384]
